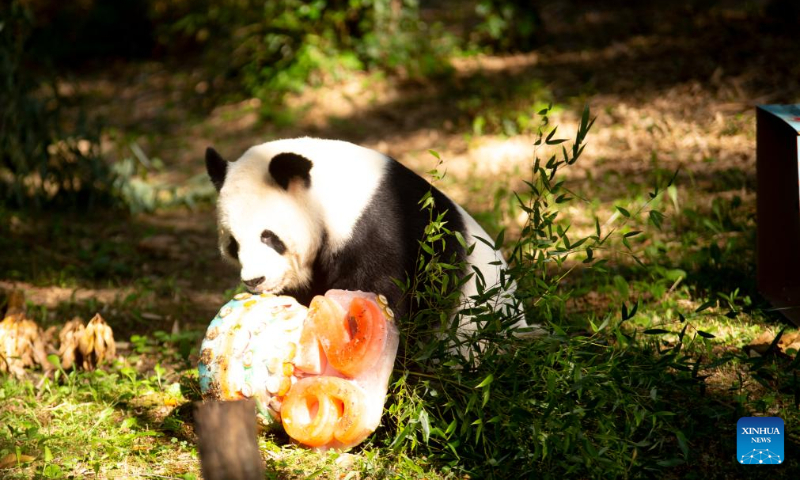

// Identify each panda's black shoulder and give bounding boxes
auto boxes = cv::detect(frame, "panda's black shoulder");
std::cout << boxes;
[376,157,465,234]
[307,156,467,314]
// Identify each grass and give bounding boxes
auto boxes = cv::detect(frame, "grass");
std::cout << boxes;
[0,362,445,479]
[0,366,196,478]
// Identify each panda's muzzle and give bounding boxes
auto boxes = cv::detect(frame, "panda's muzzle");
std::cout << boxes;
[243,276,265,289]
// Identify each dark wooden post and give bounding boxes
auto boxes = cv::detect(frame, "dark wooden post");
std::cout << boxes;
[756,104,800,326]
[194,399,265,480]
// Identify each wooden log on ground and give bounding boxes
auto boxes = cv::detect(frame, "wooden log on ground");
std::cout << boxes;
[194,399,265,480]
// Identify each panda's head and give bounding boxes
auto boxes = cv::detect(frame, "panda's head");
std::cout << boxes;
[206,146,324,294]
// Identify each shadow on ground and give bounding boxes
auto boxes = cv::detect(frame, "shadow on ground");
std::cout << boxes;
[0,206,238,339]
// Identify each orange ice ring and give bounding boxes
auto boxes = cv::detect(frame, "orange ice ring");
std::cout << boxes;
[281,376,369,447]
[305,295,388,378]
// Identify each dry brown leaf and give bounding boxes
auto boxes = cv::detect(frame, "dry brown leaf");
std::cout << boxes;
[0,453,14,469]
[80,313,116,370]
[745,330,800,357]
[4,290,26,319]
[57,314,116,370]
[78,327,95,362]
[778,331,800,355]
[0,290,52,378]
[58,317,86,370]
[42,325,60,353]
[744,330,775,356]
[0,452,36,468]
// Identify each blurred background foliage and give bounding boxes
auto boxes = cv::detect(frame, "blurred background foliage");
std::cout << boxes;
[1,0,113,209]
[2,0,799,210]
[3,0,525,210]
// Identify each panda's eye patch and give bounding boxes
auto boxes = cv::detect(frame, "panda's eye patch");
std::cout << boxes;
[227,237,239,260]
[261,230,287,255]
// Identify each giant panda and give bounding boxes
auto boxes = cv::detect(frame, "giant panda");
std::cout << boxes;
[205,137,527,335]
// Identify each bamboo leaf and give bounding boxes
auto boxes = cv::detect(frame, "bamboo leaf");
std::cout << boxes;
[644,329,671,335]
[476,374,494,389]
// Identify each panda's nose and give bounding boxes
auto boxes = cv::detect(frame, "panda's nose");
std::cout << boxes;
[243,276,265,289]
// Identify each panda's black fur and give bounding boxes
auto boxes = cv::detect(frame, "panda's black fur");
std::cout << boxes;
[292,158,467,315]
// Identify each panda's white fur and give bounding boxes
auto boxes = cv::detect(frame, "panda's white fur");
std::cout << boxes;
[207,137,527,334]
[222,139,387,251]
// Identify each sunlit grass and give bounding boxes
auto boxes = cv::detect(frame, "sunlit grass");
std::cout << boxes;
[0,367,198,479]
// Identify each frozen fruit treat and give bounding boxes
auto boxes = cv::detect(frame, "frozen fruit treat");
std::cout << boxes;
[198,290,399,450]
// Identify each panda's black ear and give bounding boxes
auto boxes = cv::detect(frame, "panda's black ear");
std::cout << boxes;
[269,153,313,190]
[206,147,227,191]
